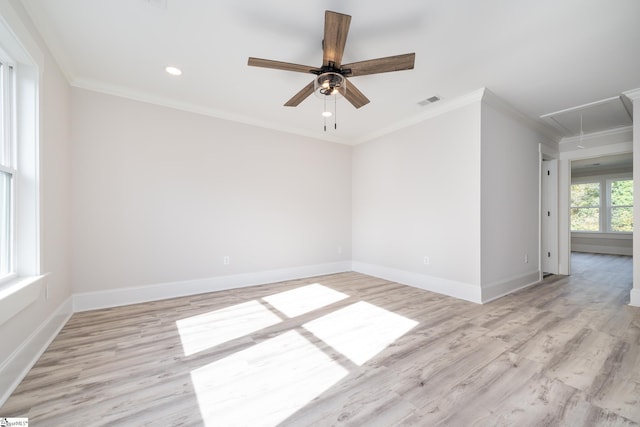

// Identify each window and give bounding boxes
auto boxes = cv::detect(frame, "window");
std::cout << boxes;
[571,182,600,231]
[0,15,40,286]
[571,178,633,233]
[0,60,14,279]
[610,179,633,232]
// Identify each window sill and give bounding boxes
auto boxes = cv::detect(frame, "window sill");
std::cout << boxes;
[0,274,46,326]
[571,232,632,240]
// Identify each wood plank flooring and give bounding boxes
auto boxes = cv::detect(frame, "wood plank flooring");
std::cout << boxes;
[2,253,640,426]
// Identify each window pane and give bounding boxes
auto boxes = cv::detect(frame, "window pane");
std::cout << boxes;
[611,206,633,232]
[611,180,633,206]
[0,62,5,167]
[571,183,600,207]
[571,207,599,231]
[0,171,11,275]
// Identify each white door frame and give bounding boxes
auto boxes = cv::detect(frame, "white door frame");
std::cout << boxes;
[558,141,633,275]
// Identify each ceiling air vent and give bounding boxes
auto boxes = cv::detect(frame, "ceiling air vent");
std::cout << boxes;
[418,96,441,106]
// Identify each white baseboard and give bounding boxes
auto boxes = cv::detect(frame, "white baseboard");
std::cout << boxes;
[571,245,633,256]
[73,261,352,312]
[480,270,541,303]
[352,261,482,303]
[630,288,640,307]
[0,297,73,408]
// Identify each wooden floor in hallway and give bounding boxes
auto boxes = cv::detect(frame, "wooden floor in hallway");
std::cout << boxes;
[2,252,639,426]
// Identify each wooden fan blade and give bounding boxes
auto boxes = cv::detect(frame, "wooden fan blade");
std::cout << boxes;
[248,57,318,74]
[342,53,415,77]
[323,11,351,67]
[340,79,369,109]
[284,81,315,107]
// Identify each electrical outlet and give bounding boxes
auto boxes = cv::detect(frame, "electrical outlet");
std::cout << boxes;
[524,254,528,263]
[44,284,49,300]
[337,245,343,255]
[223,256,230,265]
[423,256,430,265]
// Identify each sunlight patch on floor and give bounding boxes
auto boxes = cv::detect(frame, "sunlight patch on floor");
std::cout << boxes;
[262,283,349,317]
[176,300,282,356]
[303,301,419,365]
[190,330,348,426]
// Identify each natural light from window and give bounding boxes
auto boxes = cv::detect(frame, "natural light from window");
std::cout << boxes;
[176,300,282,356]
[571,178,633,232]
[190,330,348,426]
[262,283,349,317]
[303,301,418,365]
[178,283,419,425]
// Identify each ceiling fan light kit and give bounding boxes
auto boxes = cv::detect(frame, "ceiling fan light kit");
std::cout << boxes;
[314,72,346,98]
[248,10,416,130]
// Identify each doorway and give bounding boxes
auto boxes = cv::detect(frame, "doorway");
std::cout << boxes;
[569,153,633,262]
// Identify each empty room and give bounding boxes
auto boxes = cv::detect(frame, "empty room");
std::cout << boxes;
[1,0,640,425]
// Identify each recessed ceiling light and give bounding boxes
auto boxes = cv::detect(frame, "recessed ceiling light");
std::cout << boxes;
[165,66,182,76]
[322,111,333,117]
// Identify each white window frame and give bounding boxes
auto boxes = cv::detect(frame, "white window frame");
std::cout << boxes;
[570,180,602,232]
[571,174,633,235]
[0,10,41,290]
[606,178,633,233]
[0,57,16,282]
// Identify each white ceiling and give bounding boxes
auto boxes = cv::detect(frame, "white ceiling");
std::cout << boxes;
[21,0,640,144]
[571,152,633,175]
[542,95,633,138]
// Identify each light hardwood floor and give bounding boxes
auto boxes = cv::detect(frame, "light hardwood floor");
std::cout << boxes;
[2,253,639,426]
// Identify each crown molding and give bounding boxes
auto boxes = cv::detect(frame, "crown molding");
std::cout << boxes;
[0,1,44,67]
[70,78,351,145]
[20,0,75,83]
[622,88,640,102]
[481,88,562,144]
[353,88,486,144]
[559,125,632,145]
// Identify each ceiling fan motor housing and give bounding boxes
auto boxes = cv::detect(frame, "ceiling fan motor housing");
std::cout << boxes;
[314,72,346,98]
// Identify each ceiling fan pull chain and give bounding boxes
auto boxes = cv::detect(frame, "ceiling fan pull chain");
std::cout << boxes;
[334,95,337,130]
[324,97,327,132]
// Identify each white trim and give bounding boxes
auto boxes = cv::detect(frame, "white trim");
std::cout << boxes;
[482,88,561,144]
[481,270,541,303]
[571,245,633,256]
[559,126,632,146]
[622,88,640,102]
[571,231,632,240]
[0,296,73,407]
[73,261,352,312]
[560,142,633,160]
[71,80,350,145]
[630,288,640,307]
[541,96,624,118]
[71,83,490,148]
[19,0,75,82]
[353,88,486,145]
[0,274,45,326]
[351,261,482,304]
[0,2,44,67]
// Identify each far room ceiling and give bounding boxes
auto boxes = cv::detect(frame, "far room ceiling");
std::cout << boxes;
[21,0,640,144]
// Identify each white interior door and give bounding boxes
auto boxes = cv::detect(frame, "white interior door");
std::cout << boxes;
[542,159,559,274]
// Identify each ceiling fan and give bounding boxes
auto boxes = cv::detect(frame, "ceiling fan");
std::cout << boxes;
[248,10,415,109]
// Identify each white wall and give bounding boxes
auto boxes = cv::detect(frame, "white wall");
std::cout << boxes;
[71,89,352,305]
[626,89,640,306]
[0,0,72,402]
[479,100,542,301]
[352,100,483,302]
